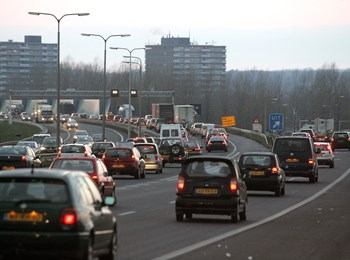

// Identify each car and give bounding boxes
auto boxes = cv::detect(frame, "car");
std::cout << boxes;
[201,123,215,139]
[330,131,350,151]
[190,122,204,136]
[159,124,182,139]
[66,118,79,129]
[102,146,146,179]
[58,143,94,157]
[78,113,88,119]
[16,140,40,154]
[272,136,319,183]
[217,127,229,140]
[75,135,94,147]
[238,152,286,196]
[299,128,316,141]
[32,133,51,146]
[20,112,31,121]
[126,137,148,144]
[206,135,228,152]
[291,132,311,138]
[0,168,117,259]
[73,129,89,143]
[50,156,116,198]
[91,141,116,158]
[145,136,156,144]
[158,137,188,167]
[59,113,70,123]
[184,140,202,156]
[134,143,163,174]
[314,142,335,168]
[40,136,63,153]
[89,114,99,120]
[70,112,79,118]
[0,145,42,170]
[175,156,247,223]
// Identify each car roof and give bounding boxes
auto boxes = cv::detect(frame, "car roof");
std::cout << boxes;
[53,156,97,161]
[240,151,276,156]
[0,168,86,180]
[184,155,232,163]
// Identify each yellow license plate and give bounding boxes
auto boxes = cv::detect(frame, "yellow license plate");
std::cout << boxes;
[196,188,218,195]
[286,158,299,163]
[249,170,265,176]
[2,166,15,170]
[4,211,43,222]
[113,164,124,168]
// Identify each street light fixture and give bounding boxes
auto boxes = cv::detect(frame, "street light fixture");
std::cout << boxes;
[28,12,89,149]
[110,47,148,138]
[81,33,130,141]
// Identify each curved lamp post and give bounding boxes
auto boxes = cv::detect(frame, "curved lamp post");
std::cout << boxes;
[81,33,130,141]
[28,12,89,148]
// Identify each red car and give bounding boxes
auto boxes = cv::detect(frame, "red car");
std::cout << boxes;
[102,147,146,179]
[49,156,116,200]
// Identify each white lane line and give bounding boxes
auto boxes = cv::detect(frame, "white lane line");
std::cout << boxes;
[107,128,124,141]
[118,211,136,216]
[154,167,350,260]
[169,201,176,204]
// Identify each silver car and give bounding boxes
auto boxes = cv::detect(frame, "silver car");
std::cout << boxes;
[314,142,335,168]
[134,143,163,174]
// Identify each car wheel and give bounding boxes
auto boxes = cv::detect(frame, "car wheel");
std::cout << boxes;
[281,184,286,196]
[134,168,141,179]
[84,237,94,260]
[100,230,118,260]
[185,213,192,219]
[225,149,227,152]
[231,205,239,223]
[176,212,184,222]
[275,185,282,197]
[239,204,247,221]
[208,150,211,152]
[309,174,316,183]
[170,144,181,156]
[141,167,146,179]
[330,161,335,168]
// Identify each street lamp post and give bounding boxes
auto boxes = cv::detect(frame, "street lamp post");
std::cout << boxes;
[81,33,130,141]
[28,12,89,148]
[110,47,147,138]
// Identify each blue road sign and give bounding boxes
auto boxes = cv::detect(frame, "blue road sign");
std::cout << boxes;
[269,113,284,131]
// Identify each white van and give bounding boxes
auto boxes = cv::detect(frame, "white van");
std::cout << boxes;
[160,124,182,139]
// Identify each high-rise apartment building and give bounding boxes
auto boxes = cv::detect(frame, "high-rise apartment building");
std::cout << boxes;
[0,35,57,94]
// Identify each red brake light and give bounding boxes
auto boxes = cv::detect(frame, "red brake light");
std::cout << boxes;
[177,176,185,191]
[102,153,106,160]
[272,167,278,174]
[21,155,26,161]
[60,208,77,226]
[308,158,314,164]
[230,178,238,192]
[131,154,135,159]
[91,174,98,180]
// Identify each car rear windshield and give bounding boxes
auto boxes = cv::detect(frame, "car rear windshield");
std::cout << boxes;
[185,160,231,177]
[52,159,94,173]
[135,145,156,154]
[333,133,349,139]
[162,129,180,137]
[61,145,85,153]
[0,178,69,203]
[274,139,311,153]
[241,155,272,166]
[92,143,112,150]
[105,149,132,158]
[0,146,26,155]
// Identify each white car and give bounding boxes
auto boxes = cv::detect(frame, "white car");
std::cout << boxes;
[66,118,79,129]
[314,142,335,168]
[58,143,94,157]
[73,130,89,143]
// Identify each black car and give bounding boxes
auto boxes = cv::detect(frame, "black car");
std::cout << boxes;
[331,131,350,151]
[272,136,319,183]
[0,169,117,259]
[40,136,63,154]
[206,135,228,152]
[238,152,286,196]
[175,156,247,223]
[92,141,116,158]
[0,146,42,170]
[158,138,188,167]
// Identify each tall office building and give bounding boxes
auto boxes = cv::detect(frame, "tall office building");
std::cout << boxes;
[145,36,226,96]
[0,35,57,95]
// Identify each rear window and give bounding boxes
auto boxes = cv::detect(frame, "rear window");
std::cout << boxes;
[162,129,179,137]
[333,133,349,139]
[0,146,26,155]
[185,160,231,177]
[92,143,112,150]
[241,155,272,166]
[105,149,131,158]
[135,145,156,154]
[0,178,69,203]
[61,145,85,153]
[52,159,94,173]
[273,138,311,153]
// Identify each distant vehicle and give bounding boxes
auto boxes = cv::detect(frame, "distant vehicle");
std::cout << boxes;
[158,137,187,167]
[59,114,70,123]
[20,112,31,121]
[73,130,89,143]
[16,141,40,154]
[70,112,79,118]
[272,136,318,183]
[0,168,117,259]
[190,122,204,136]
[175,156,247,223]
[201,123,215,139]
[184,140,202,156]
[32,133,51,146]
[91,141,115,158]
[66,118,79,130]
[206,135,228,152]
[89,114,99,120]
[50,156,116,199]
[58,144,93,158]
[126,137,148,144]
[160,124,182,139]
[0,145,42,170]
[331,131,350,151]
[299,128,316,141]
[151,103,174,124]
[78,113,88,119]
[314,142,335,168]
[291,132,311,138]
[40,136,63,153]
[34,103,54,123]
[75,136,94,147]
[238,152,286,196]
[134,143,163,174]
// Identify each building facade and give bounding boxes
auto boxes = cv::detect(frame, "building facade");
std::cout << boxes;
[0,35,57,96]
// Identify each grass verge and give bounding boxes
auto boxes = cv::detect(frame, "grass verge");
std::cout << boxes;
[0,120,41,143]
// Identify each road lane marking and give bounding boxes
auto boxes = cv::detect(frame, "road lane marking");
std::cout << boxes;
[118,211,136,216]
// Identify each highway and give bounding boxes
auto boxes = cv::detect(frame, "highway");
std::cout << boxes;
[46,122,350,259]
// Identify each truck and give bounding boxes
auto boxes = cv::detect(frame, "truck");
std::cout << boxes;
[34,103,54,123]
[300,118,334,141]
[174,105,197,127]
[151,103,174,123]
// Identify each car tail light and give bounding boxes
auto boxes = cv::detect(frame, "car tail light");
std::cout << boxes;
[230,178,238,192]
[326,145,332,151]
[60,208,77,228]
[177,176,185,191]
[222,142,226,145]
[194,147,200,151]
[84,150,88,157]
[208,142,212,145]
[21,155,27,161]
[102,153,106,160]
[308,158,314,164]
[271,167,279,174]
[155,155,158,161]
[91,174,98,181]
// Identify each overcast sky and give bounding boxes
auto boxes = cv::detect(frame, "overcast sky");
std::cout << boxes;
[1,0,350,71]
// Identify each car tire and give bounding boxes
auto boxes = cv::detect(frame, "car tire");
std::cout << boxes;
[224,149,227,152]
[309,174,316,183]
[231,205,239,223]
[176,212,184,222]
[141,167,146,179]
[281,184,286,196]
[185,213,192,219]
[239,204,247,221]
[170,144,181,156]
[84,237,94,260]
[100,230,118,260]
[330,161,335,168]
[275,185,282,197]
[134,168,141,179]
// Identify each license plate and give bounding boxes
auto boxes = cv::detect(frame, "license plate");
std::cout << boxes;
[113,164,124,168]
[249,170,265,176]
[196,188,218,195]
[4,211,43,222]
[286,158,299,163]
[2,166,15,170]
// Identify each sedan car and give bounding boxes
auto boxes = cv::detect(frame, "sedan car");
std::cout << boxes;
[40,136,63,154]
[50,156,116,199]
[75,135,94,147]
[0,146,42,170]
[0,169,117,259]
[206,135,228,152]
[58,143,94,158]
[314,142,335,168]
[16,140,40,154]
[238,152,286,196]
[73,130,89,143]
[176,156,247,223]
[66,118,79,130]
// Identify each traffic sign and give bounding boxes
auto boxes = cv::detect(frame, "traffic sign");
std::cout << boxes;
[222,116,236,127]
[269,113,284,131]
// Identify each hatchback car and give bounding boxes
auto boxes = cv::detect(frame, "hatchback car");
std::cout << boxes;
[314,142,335,168]
[299,128,316,141]
[50,156,116,198]
[0,146,42,170]
[92,141,116,158]
[206,135,228,152]
[175,156,247,223]
[134,143,163,174]
[0,169,117,259]
[184,140,202,156]
[66,118,79,130]
[331,131,350,151]
[73,130,89,143]
[102,147,146,179]
[58,143,93,158]
[75,135,94,147]
[238,152,286,196]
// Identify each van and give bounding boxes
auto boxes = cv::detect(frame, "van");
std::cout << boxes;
[272,136,318,183]
[160,124,182,139]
